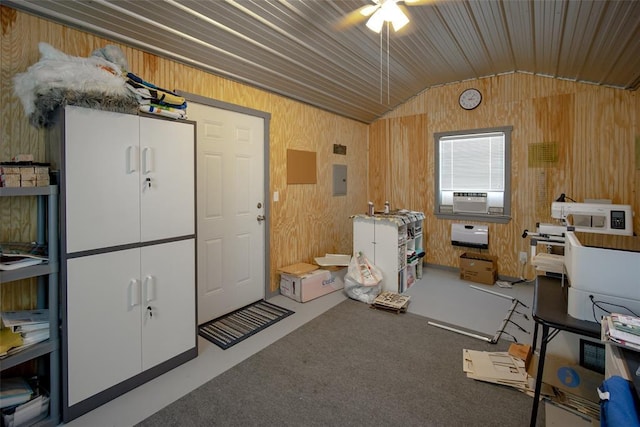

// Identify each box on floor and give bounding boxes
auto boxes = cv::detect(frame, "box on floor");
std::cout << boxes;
[459,252,498,285]
[279,263,346,303]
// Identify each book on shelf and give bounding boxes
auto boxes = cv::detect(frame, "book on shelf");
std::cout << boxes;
[1,310,49,330]
[11,322,49,333]
[20,329,49,346]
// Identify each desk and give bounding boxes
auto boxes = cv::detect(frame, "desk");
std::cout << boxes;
[530,276,600,427]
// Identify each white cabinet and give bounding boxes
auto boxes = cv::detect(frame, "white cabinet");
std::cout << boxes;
[51,106,197,422]
[66,239,195,406]
[63,107,195,253]
[352,211,425,293]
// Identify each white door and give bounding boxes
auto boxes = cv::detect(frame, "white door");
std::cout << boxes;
[188,102,265,324]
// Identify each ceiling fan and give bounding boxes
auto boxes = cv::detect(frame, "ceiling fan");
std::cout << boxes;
[358,0,434,33]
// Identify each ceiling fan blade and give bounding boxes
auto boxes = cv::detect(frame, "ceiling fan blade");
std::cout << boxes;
[403,0,443,5]
[361,4,380,17]
[366,9,386,33]
[333,5,373,31]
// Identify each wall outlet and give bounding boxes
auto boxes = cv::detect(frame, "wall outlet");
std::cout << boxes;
[519,251,528,264]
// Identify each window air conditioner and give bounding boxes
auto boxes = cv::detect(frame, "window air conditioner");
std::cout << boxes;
[453,192,488,214]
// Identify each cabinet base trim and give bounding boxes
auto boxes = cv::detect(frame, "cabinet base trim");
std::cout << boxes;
[62,346,197,422]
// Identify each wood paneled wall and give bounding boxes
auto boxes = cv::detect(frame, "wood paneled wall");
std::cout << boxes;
[0,7,368,308]
[372,73,640,278]
[2,6,638,306]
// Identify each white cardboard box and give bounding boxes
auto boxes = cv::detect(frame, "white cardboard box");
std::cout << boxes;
[279,263,345,303]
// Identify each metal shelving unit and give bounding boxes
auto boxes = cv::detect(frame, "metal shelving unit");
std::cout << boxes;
[1,185,60,426]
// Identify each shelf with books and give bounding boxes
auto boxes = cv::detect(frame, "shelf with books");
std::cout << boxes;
[0,184,60,425]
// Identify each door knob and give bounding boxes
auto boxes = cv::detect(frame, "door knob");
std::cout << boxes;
[257,215,266,223]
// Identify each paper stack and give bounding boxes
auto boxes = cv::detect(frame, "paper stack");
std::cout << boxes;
[0,378,49,427]
[371,291,411,313]
[602,313,640,350]
[0,310,50,357]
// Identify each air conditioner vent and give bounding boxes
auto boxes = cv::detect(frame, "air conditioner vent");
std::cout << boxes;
[453,192,488,214]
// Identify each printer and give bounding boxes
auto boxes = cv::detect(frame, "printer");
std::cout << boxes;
[564,231,640,321]
[542,201,638,321]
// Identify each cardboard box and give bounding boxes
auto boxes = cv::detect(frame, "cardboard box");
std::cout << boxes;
[545,401,596,427]
[528,354,604,404]
[459,252,498,285]
[323,266,347,290]
[279,263,344,303]
[541,355,603,404]
[1,174,21,187]
[508,343,532,369]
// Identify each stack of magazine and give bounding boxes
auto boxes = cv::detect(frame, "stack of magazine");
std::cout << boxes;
[0,242,48,271]
[0,310,50,358]
[601,313,640,351]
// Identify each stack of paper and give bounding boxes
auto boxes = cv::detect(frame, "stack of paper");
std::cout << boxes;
[602,313,640,350]
[0,310,50,357]
[0,242,48,271]
[0,377,49,427]
[0,378,32,409]
[371,291,411,312]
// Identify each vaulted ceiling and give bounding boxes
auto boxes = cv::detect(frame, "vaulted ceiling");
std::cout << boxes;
[6,0,640,123]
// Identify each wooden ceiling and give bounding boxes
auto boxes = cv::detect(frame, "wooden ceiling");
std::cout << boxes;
[6,0,640,123]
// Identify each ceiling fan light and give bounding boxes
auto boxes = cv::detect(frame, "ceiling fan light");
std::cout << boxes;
[386,3,409,31]
[366,9,385,33]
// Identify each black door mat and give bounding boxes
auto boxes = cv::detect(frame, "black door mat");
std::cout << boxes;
[198,300,294,350]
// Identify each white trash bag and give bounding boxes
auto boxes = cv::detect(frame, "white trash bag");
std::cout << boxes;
[344,252,383,304]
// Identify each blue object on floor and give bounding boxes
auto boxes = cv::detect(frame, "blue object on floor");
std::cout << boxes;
[599,375,640,427]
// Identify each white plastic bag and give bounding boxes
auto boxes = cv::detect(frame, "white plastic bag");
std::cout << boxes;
[344,252,383,303]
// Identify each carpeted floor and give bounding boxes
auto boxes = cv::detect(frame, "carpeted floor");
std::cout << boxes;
[138,299,544,426]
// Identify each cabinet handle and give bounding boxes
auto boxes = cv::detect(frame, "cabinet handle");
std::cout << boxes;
[142,147,153,174]
[144,275,156,303]
[126,146,138,173]
[129,279,141,308]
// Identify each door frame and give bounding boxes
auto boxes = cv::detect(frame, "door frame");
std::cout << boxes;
[177,91,275,304]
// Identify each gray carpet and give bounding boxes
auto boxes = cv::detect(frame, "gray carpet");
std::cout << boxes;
[138,299,544,426]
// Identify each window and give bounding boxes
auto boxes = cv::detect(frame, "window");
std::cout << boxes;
[434,126,512,223]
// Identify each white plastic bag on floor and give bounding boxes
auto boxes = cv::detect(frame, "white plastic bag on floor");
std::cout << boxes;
[344,252,383,303]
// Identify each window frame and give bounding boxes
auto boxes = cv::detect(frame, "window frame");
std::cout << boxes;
[433,126,513,224]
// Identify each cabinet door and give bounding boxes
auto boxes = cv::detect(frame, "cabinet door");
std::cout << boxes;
[373,221,402,292]
[140,239,196,370]
[64,107,140,253]
[353,218,376,261]
[66,249,142,406]
[139,117,195,242]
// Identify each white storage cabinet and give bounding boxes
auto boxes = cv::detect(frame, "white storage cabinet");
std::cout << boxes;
[352,211,425,293]
[49,106,197,422]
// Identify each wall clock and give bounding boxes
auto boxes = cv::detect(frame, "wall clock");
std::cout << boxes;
[459,88,482,110]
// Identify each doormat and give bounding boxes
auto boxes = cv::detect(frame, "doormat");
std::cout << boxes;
[198,300,294,350]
